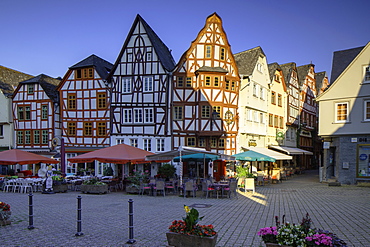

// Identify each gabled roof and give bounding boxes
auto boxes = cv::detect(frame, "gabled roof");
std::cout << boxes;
[315,71,328,92]
[17,74,61,102]
[297,64,314,86]
[330,45,365,83]
[70,54,113,80]
[234,46,266,76]
[267,62,281,81]
[280,62,296,86]
[109,14,175,78]
[0,66,33,97]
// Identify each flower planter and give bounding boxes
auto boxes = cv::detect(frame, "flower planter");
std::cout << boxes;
[53,184,68,193]
[81,184,108,194]
[125,186,140,194]
[166,232,217,247]
[0,211,11,226]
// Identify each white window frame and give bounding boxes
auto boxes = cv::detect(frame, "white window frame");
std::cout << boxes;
[364,100,370,121]
[143,76,153,92]
[144,108,154,123]
[124,109,132,123]
[134,109,143,123]
[116,138,124,145]
[123,78,131,93]
[335,102,349,123]
[363,66,370,83]
[130,138,138,147]
[156,138,164,152]
[143,139,152,151]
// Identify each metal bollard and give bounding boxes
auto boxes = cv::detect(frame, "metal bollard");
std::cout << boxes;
[126,198,136,244]
[75,195,83,236]
[28,193,34,230]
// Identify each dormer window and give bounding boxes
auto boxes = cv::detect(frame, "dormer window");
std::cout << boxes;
[27,84,34,94]
[75,68,94,79]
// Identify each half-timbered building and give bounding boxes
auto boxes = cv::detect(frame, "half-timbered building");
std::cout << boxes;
[172,13,240,155]
[58,54,113,175]
[12,74,61,171]
[107,15,175,176]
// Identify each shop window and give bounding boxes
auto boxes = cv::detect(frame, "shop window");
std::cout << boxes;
[357,144,370,177]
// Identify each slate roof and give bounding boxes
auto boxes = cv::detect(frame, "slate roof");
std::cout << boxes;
[267,62,281,81]
[109,14,175,79]
[70,54,113,80]
[18,74,61,102]
[0,66,33,97]
[234,46,266,76]
[280,62,296,87]
[297,64,314,86]
[330,45,365,84]
[315,71,328,92]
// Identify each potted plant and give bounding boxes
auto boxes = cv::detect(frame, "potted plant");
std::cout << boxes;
[126,170,149,194]
[0,201,11,226]
[166,205,217,247]
[81,178,108,194]
[52,176,68,192]
[158,163,176,180]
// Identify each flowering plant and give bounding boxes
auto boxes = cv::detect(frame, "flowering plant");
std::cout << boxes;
[0,202,10,211]
[127,169,150,188]
[257,226,278,243]
[305,233,333,246]
[168,205,217,237]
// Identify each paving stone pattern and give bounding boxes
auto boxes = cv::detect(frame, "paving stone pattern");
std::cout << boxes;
[1,170,369,247]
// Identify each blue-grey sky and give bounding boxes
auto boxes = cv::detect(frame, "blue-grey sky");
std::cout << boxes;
[1,0,369,80]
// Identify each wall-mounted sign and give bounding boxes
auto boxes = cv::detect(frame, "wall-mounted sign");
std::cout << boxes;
[323,142,330,149]
[351,138,358,143]
[248,140,257,147]
[359,154,368,160]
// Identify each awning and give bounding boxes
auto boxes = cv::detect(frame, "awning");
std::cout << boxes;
[232,150,276,162]
[173,153,219,162]
[268,145,313,155]
[244,147,292,160]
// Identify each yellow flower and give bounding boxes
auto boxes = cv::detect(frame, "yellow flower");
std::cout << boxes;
[184,205,190,213]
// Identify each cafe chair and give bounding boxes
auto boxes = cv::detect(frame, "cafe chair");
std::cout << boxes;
[184,180,196,198]
[154,180,165,196]
[201,180,214,199]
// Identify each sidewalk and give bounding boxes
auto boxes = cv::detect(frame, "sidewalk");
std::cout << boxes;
[1,170,369,246]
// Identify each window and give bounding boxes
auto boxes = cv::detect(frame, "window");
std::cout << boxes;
[218,138,225,148]
[205,45,212,58]
[127,53,133,62]
[271,91,276,105]
[75,68,94,79]
[220,47,225,60]
[257,63,262,72]
[198,137,205,147]
[279,116,284,129]
[260,113,264,124]
[364,66,370,82]
[156,139,164,152]
[260,87,264,100]
[253,83,257,96]
[68,122,76,136]
[173,106,183,120]
[116,138,124,144]
[225,80,230,90]
[25,130,31,144]
[97,93,107,109]
[0,125,3,136]
[231,81,235,91]
[124,109,132,123]
[34,130,40,144]
[134,109,143,123]
[97,122,106,136]
[68,94,76,109]
[278,94,282,107]
[205,76,211,86]
[17,131,23,144]
[146,48,152,61]
[18,106,24,120]
[254,111,259,123]
[130,138,138,147]
[123,78,131,93]
[365,100,370,121]
[186,77,192,87]
[274,115,279,128]
[336,102,348,122]
[84,122,92,136]
[214,77,219,87]
[143,76,153,92]
[212,106,221,119]
[269,114,273,127]
[201,105,210,118]
[210,137,217,148]
[25,106,31,120]
[41,105,48,119]
[177,76,184,87]
[187,137,196,147]
[246,109,252,122]
[27,84,34,94]
[357,144,370,177]
[42,130,48,144]
[143,139,152,151]
[145,108,153,123]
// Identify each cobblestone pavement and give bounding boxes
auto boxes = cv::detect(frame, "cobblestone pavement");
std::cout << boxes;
[1,170,369,247]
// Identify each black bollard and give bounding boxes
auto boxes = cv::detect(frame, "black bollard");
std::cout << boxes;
[75,195,83,236]
[28,192,34,230]
[126,198,136,244]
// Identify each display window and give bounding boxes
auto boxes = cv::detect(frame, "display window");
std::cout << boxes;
[357,144,370,177]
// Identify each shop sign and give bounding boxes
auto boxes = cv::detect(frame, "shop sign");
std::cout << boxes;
[300,130,312,137]
[359,154,368,160]
[248,140,257,147]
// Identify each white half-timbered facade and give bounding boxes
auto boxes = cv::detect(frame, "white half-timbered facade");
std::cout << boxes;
[108,14,175,154]
[12,74,61,157]
[172,13,240,155]
[58,54,113,174]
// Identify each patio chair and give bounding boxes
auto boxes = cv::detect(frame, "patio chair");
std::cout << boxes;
[139,181,152,196]
[224,179,238,199]
[154,180,165,196]
[165,180,176,194]
[184,180,196,198]
[201,180,215,199]
[20,179,33,193]
[3,179,14,193]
